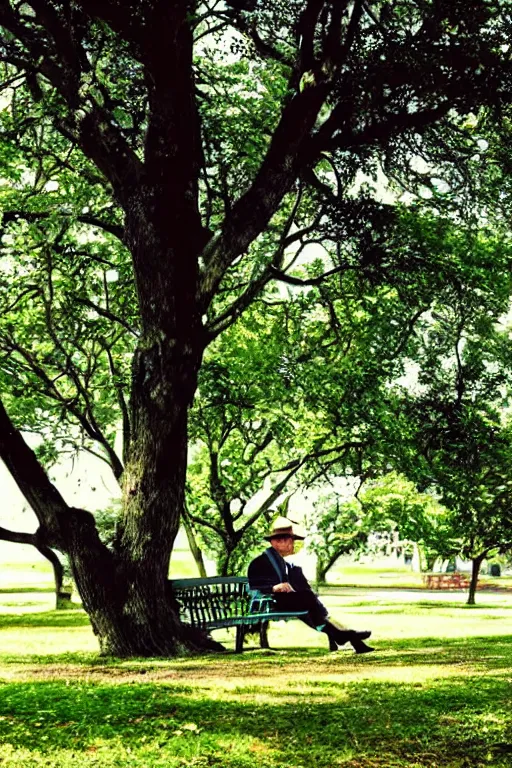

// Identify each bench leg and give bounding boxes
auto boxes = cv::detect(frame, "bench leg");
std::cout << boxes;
[235,625,245,654]
[259,621,269,649]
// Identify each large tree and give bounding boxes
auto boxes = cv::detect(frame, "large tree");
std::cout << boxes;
[0,1,511,655]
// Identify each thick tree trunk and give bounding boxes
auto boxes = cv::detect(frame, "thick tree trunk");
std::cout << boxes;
[110,331,203,653]
[72,149,208,654]
[81,337,209,655]
[63,507,219,656]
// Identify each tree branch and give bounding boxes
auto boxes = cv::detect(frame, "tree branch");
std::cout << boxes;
[205,185,308,337]
[0,524,39,545]
[237,460,305,535]
[0,524,65,594]
[185,509,225,538]
[324,102,452,154]
[0,398,68,548]
[75,297,139,337]
[225,10,293,66]
[0,3,144,204]
[26,0,89,76]
[268,262,355,286]
[5,334,123,480]
[101,341,130,464]
[199,1,369,310]
[199,80,332,307]
[69,0,144,55]
[1,210,125,241]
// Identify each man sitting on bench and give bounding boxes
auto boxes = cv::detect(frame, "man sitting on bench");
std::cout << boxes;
[248,517,375,654]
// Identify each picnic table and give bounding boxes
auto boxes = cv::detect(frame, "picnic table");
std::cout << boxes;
[423,572,470,590]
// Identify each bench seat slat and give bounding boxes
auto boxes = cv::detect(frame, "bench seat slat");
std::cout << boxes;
[200,610,309,630]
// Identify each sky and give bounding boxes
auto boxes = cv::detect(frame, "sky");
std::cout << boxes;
[0,449,120,562]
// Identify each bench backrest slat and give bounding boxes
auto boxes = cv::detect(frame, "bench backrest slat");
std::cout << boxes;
[170,577,252,627]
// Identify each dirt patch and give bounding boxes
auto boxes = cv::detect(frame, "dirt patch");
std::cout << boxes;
[0,650,484,689]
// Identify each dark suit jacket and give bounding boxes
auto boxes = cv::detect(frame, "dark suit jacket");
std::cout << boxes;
[248,548,312,594]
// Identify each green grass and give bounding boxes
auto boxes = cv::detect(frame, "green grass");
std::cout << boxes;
[328,561,425,588]
[168,549,205,579]
[0,668,509,768]
[0,593,511,767]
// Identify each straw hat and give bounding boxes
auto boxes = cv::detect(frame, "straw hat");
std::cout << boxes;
[264,516,305,541]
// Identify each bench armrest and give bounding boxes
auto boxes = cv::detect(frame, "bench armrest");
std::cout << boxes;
[248,589,277,615]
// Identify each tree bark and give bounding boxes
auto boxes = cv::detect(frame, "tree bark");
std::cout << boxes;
[467,553,486,606]
[315,560,328,587]
[182,512,208,579]
[36,545,69,609]
[0,391,217,656]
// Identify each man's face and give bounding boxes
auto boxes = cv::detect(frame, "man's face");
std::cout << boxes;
[270,535,295,557]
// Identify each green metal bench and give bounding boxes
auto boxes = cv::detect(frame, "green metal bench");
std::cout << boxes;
[170,576,308,653]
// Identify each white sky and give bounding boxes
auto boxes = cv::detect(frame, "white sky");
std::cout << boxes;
[0,449,120,562]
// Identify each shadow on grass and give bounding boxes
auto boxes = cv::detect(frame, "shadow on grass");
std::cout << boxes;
[2,635,511,689]
[0,671,510,767]
[165,635,512,679]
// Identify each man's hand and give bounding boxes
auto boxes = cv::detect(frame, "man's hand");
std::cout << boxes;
[272,582,295,593]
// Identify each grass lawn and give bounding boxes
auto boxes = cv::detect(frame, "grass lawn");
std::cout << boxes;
[0,591,511,767]
[327,560,512,592]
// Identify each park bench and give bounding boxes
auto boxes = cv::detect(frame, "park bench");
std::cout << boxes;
[423,572,470,590]
[169,576,308,653]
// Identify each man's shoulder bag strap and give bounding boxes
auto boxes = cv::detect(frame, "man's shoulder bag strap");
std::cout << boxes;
[264,547,286,582]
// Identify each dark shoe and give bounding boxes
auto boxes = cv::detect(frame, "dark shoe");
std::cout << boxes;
[353,641,375,654]
[334,630,354,646]
[335,629,371,646]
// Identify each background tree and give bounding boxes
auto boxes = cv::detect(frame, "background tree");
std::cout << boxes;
[308,472,454,583]
[356,473,458,571]
[186,273,405,574]
[185,202,470,576]
[0,521,69,606]
[399,407,512,604]
[387,235,512,604]
[0,1,511,655]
